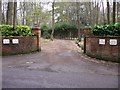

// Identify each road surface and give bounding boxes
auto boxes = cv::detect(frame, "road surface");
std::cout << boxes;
[2,39,118,88]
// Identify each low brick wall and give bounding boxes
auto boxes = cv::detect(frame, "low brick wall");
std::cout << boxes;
[1,36,39,55]
[85,36,120,62]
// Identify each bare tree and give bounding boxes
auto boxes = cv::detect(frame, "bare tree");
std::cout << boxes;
[95,1,99,24]
[107,0,110,24]
[88,2,92,25]
[101,0,106,24]
[20,2,26,25]
[6,2,13,25]
[0,0,2,24]
[113,0,116,24]
[76,1,81,41]
[116,2,120,22]
[2,2,6,24]
[13,2,17,29]
[50,0,55,41]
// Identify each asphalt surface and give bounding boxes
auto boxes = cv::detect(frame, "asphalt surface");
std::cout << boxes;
[2,39,118,88]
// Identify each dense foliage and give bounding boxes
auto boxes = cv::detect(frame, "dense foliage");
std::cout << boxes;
[41,25,51,39]
[41,22,77,39]
[54,22,77,38]
[92,23,120,36]
[0,25,32,36]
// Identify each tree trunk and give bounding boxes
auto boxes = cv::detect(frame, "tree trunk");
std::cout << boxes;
[0,1,2,24]
[50,1,55,41]
[102,1,106,24]
[6,2,13,25]
[107,0,110,24]
[76,2,81,41]
[96,2,99,24]
[13,2,17,30]
[22,2,26,25]
[117,2,120,22]
[89,2,92,25]
[22,10,25,25]
[2,2,6,24]
[113,1,116,24]
[2,13,5,24]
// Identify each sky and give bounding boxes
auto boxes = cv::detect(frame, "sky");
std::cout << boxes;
[3,0,120,2]
[2,0,119,12]
[41,0,108,11]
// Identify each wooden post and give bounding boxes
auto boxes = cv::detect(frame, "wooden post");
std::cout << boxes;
[84,37,86,53]
[32,25,41,51]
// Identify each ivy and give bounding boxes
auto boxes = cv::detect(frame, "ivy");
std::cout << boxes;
[92,23,120,36]
[0,25,32,36]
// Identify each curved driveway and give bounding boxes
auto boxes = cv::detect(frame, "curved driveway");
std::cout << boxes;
[2,39,118,88]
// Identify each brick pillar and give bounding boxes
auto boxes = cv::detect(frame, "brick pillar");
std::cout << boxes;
[32,26,41,51]
[83,26,91,54]
[83,26,91,37]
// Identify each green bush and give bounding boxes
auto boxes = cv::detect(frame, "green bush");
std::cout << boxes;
[54,22,77,38]
[41,24,51,39]
[41,22,77,39]
[42,31,51,39]
[0,25,32,36]
[92,23,120,36]
[80,44,84,50]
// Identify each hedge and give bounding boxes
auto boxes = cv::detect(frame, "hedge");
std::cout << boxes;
[41,25,51,39]
[41,22,78,39]
[0,25,32,36]
[92,23,120,36]
[54,22,77,38]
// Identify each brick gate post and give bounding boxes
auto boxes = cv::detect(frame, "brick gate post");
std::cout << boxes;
[83,26,91,37]
[83,26,91,53]
[32,25,41,51]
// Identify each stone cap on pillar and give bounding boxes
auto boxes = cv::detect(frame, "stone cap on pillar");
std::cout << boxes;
[32,24,40,31]
[84,26,92,37]
[32,24,41,36]
[34,24,38,27]
[84,26,91,29]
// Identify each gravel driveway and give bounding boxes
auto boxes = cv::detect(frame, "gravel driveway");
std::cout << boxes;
[2,39,118,88]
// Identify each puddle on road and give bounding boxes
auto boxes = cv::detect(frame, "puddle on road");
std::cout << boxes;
[58,50,74,56]
[27,63,58,72]
[27,63,50,69]
[26,61,34,64]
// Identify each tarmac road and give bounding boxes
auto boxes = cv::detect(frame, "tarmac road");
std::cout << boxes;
[2,39,118,88]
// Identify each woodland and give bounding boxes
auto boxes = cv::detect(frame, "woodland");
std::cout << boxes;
[0,0,120,39]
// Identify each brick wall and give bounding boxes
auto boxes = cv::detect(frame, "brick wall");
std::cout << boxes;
[1,36,38,55]
[85,36,120,62]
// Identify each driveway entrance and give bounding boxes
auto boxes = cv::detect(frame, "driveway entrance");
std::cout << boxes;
[2,39,118,88]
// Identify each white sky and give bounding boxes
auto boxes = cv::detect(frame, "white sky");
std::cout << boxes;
[3,0,120,2]
[42,0,108,11]
[2,0,119,11]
